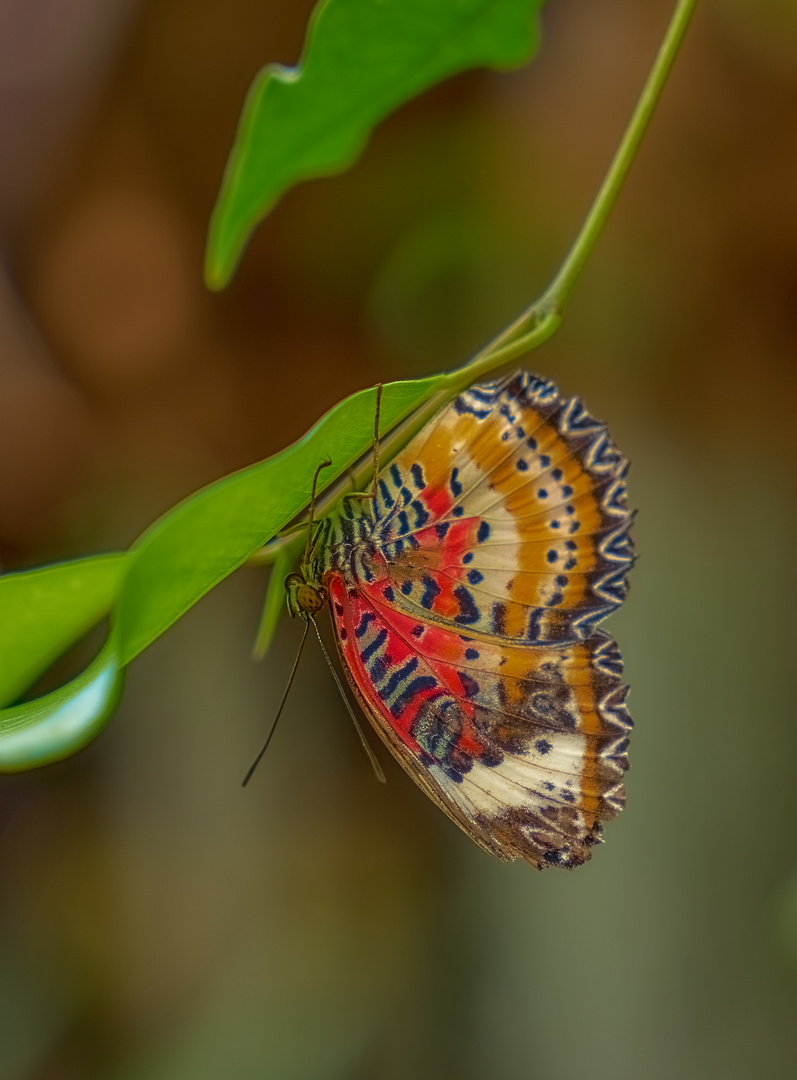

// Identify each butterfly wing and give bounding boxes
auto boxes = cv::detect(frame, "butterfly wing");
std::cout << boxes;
[360,371,634,645]
[326,575,631,869]
[324,370,634,867]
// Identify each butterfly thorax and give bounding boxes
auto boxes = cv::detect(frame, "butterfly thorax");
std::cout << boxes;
[314,499,385,585]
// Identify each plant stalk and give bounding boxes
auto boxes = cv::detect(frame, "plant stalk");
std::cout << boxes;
[251,0,698,569]
[458,0,699,384]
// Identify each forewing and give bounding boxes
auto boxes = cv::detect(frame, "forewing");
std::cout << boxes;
[367,371,634,645]
[327,575,632,869]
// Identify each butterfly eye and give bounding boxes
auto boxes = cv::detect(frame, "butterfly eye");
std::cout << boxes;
[296,584,325,614]
[285,574,325,618]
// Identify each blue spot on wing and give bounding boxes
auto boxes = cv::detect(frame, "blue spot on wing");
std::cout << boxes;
[420,576,441,609]
[450,468,463,497]
[355,612,374,638]
[361,628,388,663]
[563,400,598,431]
[602,528,634,561]
[411,500,429,528]
[454,397,490,419]
[453,586,480,625]
[390,676,438,718]
[370,654,390,682]
[382,656,419,698]
[605,483,629,514]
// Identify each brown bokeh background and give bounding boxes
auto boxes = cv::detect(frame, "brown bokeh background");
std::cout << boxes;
[2,1,797,1077]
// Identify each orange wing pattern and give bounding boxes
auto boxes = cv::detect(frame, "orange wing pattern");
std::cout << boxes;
[318,371,634,868]
[328,577,630,867]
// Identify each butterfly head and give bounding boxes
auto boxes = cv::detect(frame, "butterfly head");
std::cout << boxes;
[285,571,326,619]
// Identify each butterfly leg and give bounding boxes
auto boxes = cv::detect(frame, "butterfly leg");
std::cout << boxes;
[340,383,384,502]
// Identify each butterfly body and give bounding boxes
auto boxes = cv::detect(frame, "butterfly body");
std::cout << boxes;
[298,371,634,869]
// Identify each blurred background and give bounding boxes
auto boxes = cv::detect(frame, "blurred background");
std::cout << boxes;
[2,0,797,1077]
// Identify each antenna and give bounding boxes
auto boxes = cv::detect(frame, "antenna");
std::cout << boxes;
[370,383,383,500]
[243,405,387,788]
[242,619,310,787]
[308,615,386,785]
[304,457,332,567]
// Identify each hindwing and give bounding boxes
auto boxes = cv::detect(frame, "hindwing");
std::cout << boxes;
[326,578,632,868]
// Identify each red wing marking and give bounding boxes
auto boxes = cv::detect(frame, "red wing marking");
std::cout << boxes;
[326,574,631,869]
[365,374,634,646]
[320,371,635,869]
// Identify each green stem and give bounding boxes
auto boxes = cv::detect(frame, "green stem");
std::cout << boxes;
[537,0,698,316]
[250,0,698,567]
[456,0,699,382]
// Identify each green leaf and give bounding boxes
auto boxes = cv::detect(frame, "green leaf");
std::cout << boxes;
[117,373,446,665]
[0,631,125,772]
[0,554,128,708]
[206,0,546,288]
[0,372,447,770]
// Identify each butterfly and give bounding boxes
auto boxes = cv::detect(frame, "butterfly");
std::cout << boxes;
[287,370,634,869]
